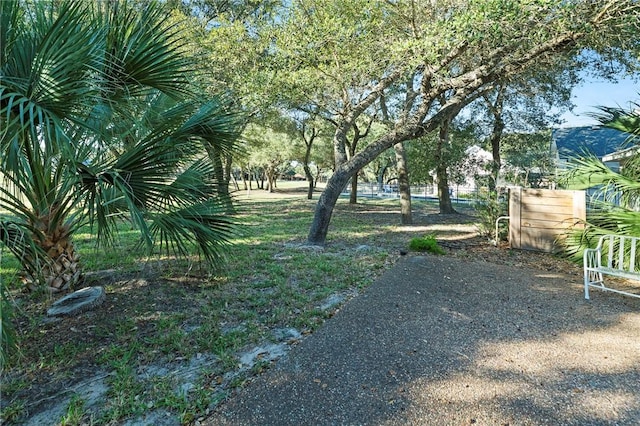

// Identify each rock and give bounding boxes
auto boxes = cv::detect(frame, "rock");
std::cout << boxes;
[273,253,293,260]
[47,286,106,317]
[319,293,345,311]
[273,328,302,341]
[239,343,288,368]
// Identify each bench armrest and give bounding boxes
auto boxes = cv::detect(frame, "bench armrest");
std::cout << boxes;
[583,246,602,269]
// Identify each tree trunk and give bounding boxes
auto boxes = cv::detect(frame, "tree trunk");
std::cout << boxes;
[436,163,455,214]
[25,222,82,293]
[301,121,319,200]
[303,164,314,199]
[489,116,504,192]
[224,154,234,190]
[394,142,412,224]
[484,87,506,192]
[334,126,349,168]
[231,171,240,191]
[307,168,351,245]
[377,165,388,192]
[435,119,457,214]
[266,168,276,193]
[308,125,424,245]
[242,170,248,190]
[349,174,358,204]
[344,118,373,205]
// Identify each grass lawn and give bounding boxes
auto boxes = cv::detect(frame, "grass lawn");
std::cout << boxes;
[0,186,479,425]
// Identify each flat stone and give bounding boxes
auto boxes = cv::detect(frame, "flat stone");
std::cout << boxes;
[319,293,345,311]
[47,286,106,317]
[273,328,302,341]
[239,343,288,368]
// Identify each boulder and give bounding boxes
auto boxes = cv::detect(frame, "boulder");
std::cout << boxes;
[47,286,106,317]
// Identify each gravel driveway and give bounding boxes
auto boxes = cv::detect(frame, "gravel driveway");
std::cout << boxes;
[206,254,640,425]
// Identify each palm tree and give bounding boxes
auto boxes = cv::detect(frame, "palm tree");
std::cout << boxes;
[0,0,241,292]
[563,99,640,259]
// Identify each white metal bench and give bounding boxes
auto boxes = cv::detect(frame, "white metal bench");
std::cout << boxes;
[583,234,640,300]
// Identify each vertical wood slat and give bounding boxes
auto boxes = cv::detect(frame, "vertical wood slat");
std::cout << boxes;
[509,187,522,250]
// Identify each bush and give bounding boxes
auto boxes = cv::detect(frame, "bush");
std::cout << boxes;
[473,189,508,241]
[409,235,445,254]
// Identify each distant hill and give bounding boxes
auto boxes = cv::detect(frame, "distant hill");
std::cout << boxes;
[551,126,630,159]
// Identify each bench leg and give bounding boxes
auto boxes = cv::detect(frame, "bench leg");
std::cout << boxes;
[584,266,592,300]
[585,283,590,300]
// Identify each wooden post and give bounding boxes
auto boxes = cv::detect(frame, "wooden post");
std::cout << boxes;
[509,187,522,249]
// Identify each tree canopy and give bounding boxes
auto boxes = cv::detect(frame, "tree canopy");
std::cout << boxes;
[173,0,640,245]
[278,0,640,244]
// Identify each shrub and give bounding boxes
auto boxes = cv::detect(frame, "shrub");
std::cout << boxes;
[473,189,508,240]
[409,235,445,254]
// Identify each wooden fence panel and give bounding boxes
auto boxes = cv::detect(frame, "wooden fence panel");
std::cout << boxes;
[509,188,586,252]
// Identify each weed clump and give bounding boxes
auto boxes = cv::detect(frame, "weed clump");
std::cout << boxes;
[409,235,445,255]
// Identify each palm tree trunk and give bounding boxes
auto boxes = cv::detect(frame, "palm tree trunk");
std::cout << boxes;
[25,223,82,293]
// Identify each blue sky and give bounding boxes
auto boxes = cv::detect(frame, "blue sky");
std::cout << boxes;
[560,76,639,128]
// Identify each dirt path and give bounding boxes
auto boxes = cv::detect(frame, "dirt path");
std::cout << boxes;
[207,255,640,425]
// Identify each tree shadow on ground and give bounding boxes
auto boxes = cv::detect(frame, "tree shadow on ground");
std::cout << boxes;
[208,255,640,425]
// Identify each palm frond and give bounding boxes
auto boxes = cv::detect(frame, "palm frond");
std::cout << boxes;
[178,99,244,157]
[1,0,243,284]
[564,155,640,208]
[564,203,640,262]
[75,94,241,247]
[100,0,192,101]
[2,1,101,120]
[169,158,221,201]
[588,101,640,142]
[0,220,44,277]
[0,173,39,224]
[0,0,22,67]
[147,199,237,267]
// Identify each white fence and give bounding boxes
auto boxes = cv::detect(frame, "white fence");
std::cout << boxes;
[341,182,480,202]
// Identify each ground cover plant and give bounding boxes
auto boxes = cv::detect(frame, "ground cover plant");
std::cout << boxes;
[0,189,481,425]
[409,235,446,255]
